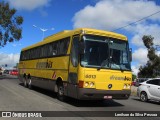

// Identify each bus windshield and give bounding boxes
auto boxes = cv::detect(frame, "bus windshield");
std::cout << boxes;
[80,35,131,71]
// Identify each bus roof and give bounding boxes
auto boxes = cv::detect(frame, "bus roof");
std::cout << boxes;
[22,28,127,51]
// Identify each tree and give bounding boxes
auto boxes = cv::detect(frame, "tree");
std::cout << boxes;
[138,35,160,78]
[132,74,137,81]
[0,1,23,47]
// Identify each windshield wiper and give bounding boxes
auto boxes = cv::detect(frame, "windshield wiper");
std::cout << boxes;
[97,59,109,71]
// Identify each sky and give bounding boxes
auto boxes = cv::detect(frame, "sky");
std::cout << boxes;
[1,0,160,75]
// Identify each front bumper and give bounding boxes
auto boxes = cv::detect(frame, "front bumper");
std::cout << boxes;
[77,88,131,100]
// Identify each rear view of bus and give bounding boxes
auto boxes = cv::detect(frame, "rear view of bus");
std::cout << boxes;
[69,29,132,100]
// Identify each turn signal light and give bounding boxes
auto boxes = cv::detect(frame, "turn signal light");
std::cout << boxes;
[78,81,84,88]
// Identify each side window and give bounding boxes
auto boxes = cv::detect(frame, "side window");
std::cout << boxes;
[146,80,153,84]
[26,50,30,60]
[64,37,70,54]
[20,51,24,60]
[36,47,40,59]
[61,37,70,54]
[47,41,58,57]
[59,40,65,54]
[34,47,39,59]
[156,79,160,86]
[21,49,34,60]
[147,79,159,86]
[20,37,71,60]
[53,41,58,56]
[71,36,79,67]
[39,47,42,58]
[30,49,34,59]
[23,51,27,60]
[40,45,48,58]
[45,45,48,57]
[48,43,54,56]
[56,41,61,55]
[57,37,70,55]
[47,37,70,57]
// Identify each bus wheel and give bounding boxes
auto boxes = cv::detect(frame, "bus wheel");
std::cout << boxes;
[28,79,32,89]
[57,84,66,101]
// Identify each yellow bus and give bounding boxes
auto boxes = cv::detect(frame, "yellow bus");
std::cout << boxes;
[18,28,132,101]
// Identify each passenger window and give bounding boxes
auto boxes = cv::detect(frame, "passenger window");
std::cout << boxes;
[157,79,160,86]
[147,79,159,86]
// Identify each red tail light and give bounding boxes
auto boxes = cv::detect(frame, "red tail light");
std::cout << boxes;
[78,81,84,88]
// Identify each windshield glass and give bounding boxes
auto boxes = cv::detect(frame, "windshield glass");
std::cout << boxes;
[80,35,131,71]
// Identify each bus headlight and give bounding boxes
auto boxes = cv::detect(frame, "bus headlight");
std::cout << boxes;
[84,82,89,87]
[123,84,127,89]
[123,84,131,89]
[127,84,131,89]
[90,82,94,87]
[84,81,95,88]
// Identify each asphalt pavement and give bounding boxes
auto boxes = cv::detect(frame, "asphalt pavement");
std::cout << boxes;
[0,74,159,120]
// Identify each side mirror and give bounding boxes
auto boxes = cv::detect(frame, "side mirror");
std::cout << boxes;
[129,48,132,62]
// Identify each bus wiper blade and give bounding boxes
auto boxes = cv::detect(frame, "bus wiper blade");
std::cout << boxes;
[97,59,108,71]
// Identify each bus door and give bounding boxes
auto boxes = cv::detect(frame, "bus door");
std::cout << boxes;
[67,35,79,98]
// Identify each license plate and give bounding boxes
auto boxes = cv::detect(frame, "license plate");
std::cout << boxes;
[104,96,112,99]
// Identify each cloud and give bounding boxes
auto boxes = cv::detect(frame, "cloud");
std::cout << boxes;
[132,65,140,76]
[128,23,160,47]
[72,0,160,30]
[132,48,148,75]
[7,0,51,11]
[0,53,20,68]
[39,8,48,17]
[132,48,148,65]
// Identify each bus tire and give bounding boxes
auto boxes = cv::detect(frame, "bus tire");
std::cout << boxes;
[28,79,32,89]
[57,83,66,101]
